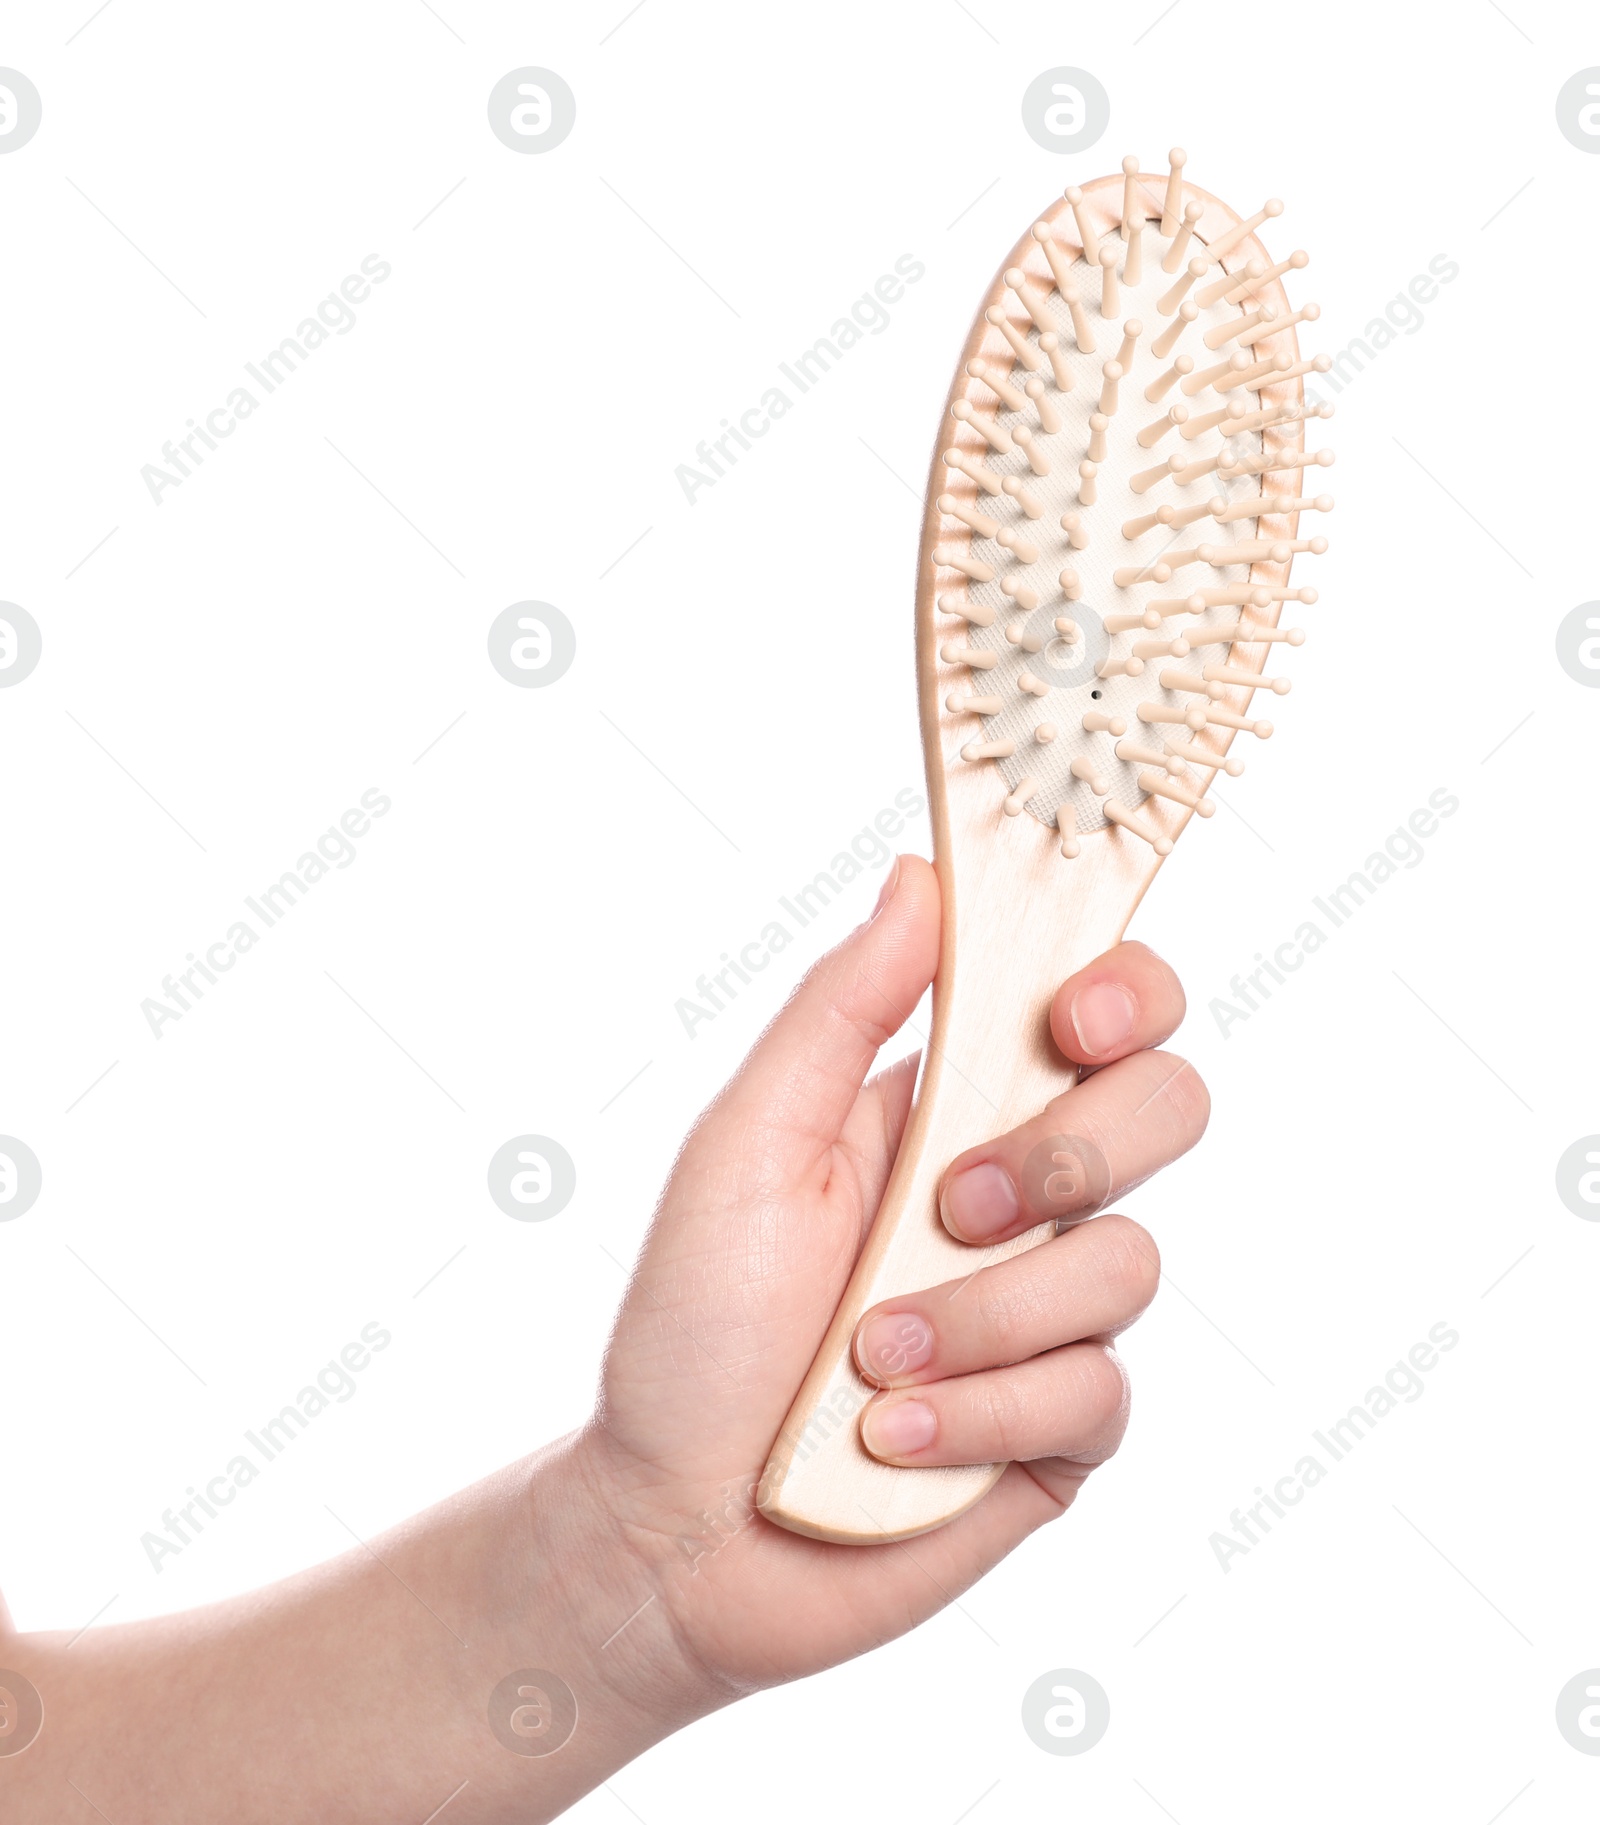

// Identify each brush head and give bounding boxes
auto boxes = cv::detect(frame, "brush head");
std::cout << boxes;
[931,151,1330,858]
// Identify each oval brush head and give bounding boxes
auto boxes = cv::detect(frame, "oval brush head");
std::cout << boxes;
[759,151,1332,1546]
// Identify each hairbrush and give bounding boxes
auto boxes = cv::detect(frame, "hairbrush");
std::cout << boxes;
[760,150,1331,1543]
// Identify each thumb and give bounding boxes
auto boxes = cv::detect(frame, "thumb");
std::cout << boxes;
[686,854,940,1200]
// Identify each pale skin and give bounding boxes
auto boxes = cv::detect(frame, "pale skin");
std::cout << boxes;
[0,855,1208,1821]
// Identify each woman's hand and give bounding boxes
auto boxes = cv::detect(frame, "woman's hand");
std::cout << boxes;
[578,854,1209,1701]
[1,855,1207,1823]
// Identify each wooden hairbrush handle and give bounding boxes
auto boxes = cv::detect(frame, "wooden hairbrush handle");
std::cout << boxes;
[757,822,1161,1544]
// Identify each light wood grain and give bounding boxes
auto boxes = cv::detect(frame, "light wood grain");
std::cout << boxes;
[759,171,1307,1544]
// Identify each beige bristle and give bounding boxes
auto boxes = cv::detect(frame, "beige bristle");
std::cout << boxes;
[945,448,1005,494]
[1004,623,1044,652]
[1220,248,1309,304]
[1203,198,1285,265]
[1031,223,1077,297]
[1117,737,1183,773]
[1065,185,1102,266]
[1097,360,1123,417]
[1162,199,1204,273]
[1016,672,1049,697]
[1054,616,1081,641]
[984,305,1045,372]
[1035,722,1059,742]
[1123,503,1174,540]
[1180,398,1248,441]
[1062,284,1096,354]
[1190,619,1305,647]
[940,549,996,583]
[1084,414,1108,464]
[1098,244,1121,318]
[1113,560,1171,587]
[1002,474,1046,517]
[941,640,998,669]
[1209,350,1293,394]
[938,493,999,539]
[1196,258,1264,310]
[1097,655,1145,679]
[1157,667,1215,696]
[996,525,1041,564]
[1083,709,1128,735]
[1219,447,1335,478]
[1071,754,1111,793]
[1038,330,1074,392]
[1138,701,1209,731]
[1137,403,1189,449]
[1216,491,1333,524]
[946,690,1002,715]
[951,399,1013,453]
[1123,218,1144,284]
[1131,453,1185,494]
[1078,460,1099,505]
[1139,768,1214,815]
[1121,156,1142,233]
[962,737,1016,760]
[967,359,1028,413]
[1184,584,1270,609]
[1201,704,1273,738]
[1225,398,1334,438]
[1105,608,1162,633]
[1168,496,1224,530]
[1150,303,1197,359]
[1059,568,1083,601]
[1204,663,1291,695]
[1013,423,1052,476]
[1058,799,1080,859]
[1160,148,1187,237]
[1004,777,1040,815]
[1272,353,1334,388]
[1025,375,1062,433]
[1005,266,1057,336]
[999,575,1041,611]
[1203,301,1279,352]
[1060,512,1090,550]
[1145,354,1193,403]
[1147,593,1209,618]
[1165,734,1244,775]
[1170,453,1221,488]
[1115,320,1143,371]
[1158,257,1207,317]
[1182,351,1254,397]
[1133,634,1191,659]
[1236,302,1319,349]
[938,591,996,628]
[1103,798,1174,854]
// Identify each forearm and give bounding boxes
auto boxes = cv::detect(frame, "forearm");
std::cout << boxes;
[1,1433,710,1823]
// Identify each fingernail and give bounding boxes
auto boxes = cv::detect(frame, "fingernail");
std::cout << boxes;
[939,1161,1018,1241]
[1070,981,1138,1058]
[861,1397,937,1460]
[871,856,901,919]
[856,1311,934,1382]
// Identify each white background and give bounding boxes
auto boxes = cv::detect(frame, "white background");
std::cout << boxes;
[2,1,1598,1818]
